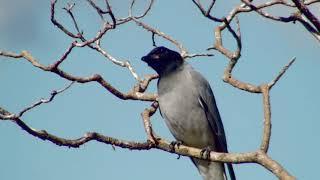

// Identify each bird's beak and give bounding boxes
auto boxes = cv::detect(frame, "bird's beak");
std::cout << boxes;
[141,54,160,63]
[141,56,149,62]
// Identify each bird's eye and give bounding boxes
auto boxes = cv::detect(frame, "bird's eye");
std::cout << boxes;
[151,54,160,60]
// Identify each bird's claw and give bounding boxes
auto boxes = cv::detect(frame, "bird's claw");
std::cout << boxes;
[200,147,212,160]
[147,134,160,145]
[169,140,183,152]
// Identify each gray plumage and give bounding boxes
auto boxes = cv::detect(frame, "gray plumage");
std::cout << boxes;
[141,46,235,180]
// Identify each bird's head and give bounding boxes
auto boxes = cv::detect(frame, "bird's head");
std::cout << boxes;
[141,46,183,75]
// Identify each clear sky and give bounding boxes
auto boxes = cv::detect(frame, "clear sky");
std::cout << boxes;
[0,0,319,180]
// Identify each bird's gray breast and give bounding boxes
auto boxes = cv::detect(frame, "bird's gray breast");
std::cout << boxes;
[158,67,215,148]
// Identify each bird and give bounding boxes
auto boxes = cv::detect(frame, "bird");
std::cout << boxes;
[141,46,235,180]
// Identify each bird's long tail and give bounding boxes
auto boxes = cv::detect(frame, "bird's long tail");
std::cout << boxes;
[191,158,226,180]
[227,163,236,180]
[191,158,236,180]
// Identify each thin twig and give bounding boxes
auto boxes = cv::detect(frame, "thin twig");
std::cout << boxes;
[152,32,156,47]
[51,42,76,68]
[117,0,154,25]
[95,39,140,81]
[63,3,82,34]
[191,0,222,22]
[184,53,214,59]
[129,0,188,57]
[51,0,81,38]
[131,17,188,57]
[268,58,296,88]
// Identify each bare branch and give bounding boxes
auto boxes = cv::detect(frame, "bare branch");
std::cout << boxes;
[260,85,271,152]
[86,0,116,27]
[141,102,159,143]
[298,15,320,42]
[18,82,74,117]
[239,0,320,41]
[259,58,296,152]
[268,58,296,88]
[223,17,242,58]
[0,51,23,58]
[53,1,144,82]
[0,50,157,101]
[192,0,223,22]
[1,82,74,120]
[51,42,76,68]
[1,1,309,179]
[206,14,243,61]
[211,15,262,93]
[152,32,156,47]
[129,0,188,57]
[63,3,82,35]
[131,17,189,57]
[95,39,140,81]
[0,107,152,149]
[223,60,262,93]
[184,53,214,59]
[291,0,320,32]
[51,0,81,38]
[0,105,294,179]
[87,0,106,21]
[134,74,159,93]
[51,0,114,48]
[73,23,113,47]
[117,0,154,25]
[104,0,116,27]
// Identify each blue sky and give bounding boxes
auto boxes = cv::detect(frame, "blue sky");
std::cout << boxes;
[0,0,319,180]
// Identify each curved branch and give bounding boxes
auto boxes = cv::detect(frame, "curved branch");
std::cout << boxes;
[141,101,159,143]
[131,17,189,57]
[0,107,151,149]
[116,0,155,25]
[291,0,320,32]
[0,82,74,120]
[223,60,262,93]
[0,50,157,101]
[0,105,294,180]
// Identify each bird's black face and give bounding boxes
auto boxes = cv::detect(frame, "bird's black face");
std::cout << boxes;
[141,46,183,75]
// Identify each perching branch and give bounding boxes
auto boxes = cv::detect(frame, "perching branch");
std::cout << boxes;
[0,99,294,180]
[1,0,314,180]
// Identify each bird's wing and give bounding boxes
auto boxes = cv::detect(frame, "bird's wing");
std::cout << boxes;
[190,69,228,152]
[190,69,236,180]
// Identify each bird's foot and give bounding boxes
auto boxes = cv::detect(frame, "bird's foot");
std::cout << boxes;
[200,147,212,160]
[147,134,161,145]
[169,140,183,152]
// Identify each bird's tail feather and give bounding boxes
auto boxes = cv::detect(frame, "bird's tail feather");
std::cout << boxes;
[191,158,226,180]
[227,163,236,180]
